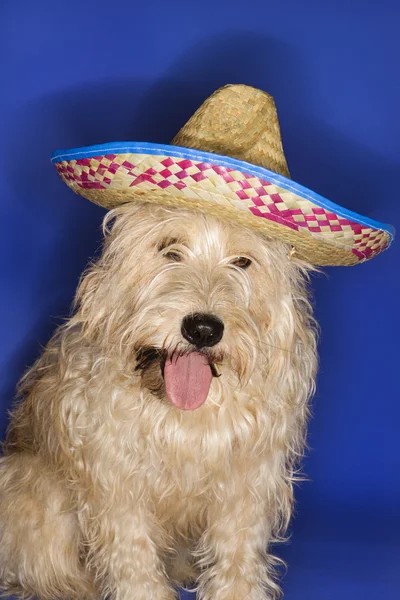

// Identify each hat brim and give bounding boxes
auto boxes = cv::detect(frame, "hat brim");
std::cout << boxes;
[51,142,395,266]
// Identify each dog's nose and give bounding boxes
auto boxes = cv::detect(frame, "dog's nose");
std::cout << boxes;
[181,313,224,348]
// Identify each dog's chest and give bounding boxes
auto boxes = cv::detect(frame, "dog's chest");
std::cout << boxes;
[144,432,228,496]
[139,416,266,530]
[143,446,239,534]
[120,386,271,529]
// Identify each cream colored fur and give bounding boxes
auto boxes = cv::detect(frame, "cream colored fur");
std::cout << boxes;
[0,203,318,599]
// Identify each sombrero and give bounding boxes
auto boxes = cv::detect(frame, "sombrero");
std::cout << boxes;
[51,84,394,266]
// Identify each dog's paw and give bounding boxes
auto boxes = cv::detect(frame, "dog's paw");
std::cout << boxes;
[136,583,177,600]
[201,580,269,600]
[113,578,177,600]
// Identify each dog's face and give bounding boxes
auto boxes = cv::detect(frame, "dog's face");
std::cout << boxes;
[76,202,315,412]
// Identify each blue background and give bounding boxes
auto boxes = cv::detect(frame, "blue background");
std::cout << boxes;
[1,1,399,599]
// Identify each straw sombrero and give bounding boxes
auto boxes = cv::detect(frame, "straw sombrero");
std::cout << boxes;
[51,84,394,266]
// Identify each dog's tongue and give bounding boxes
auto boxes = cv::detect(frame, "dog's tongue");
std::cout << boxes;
[164,352,212,410]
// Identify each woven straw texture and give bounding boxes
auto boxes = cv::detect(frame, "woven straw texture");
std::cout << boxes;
[52,84,392,266]
[54,151,390,266]
[172,85,291,177]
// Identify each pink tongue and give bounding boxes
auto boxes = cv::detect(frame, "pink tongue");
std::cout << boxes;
[164,352,212,410]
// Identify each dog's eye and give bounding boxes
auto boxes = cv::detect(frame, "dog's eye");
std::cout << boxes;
[164,251,182,262]
[158,238,184,262]
[230,256,252,269]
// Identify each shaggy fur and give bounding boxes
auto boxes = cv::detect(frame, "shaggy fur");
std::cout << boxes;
[0,202,318,600]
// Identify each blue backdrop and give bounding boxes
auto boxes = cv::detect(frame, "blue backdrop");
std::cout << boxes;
[1,2,399,599]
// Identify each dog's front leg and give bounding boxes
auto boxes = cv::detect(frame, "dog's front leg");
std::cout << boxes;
[86,503,176,600]
[197,495,278,600]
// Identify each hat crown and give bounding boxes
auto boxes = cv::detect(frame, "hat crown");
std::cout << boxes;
[171,84,290,178]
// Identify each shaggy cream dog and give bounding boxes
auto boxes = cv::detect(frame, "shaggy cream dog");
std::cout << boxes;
[0,202,317,600]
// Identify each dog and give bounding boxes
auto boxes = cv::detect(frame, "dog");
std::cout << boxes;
[0,201,317,600]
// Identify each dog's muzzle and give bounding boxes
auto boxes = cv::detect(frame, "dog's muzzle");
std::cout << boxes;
[135,314,224,411]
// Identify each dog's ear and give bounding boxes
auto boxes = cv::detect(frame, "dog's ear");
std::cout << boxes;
[71,201,162,346]
[258,241,318,443]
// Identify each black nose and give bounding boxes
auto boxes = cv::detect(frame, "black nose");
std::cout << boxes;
[181,313,224,348]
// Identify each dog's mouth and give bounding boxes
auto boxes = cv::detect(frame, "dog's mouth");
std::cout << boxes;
[135,347,221,411]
